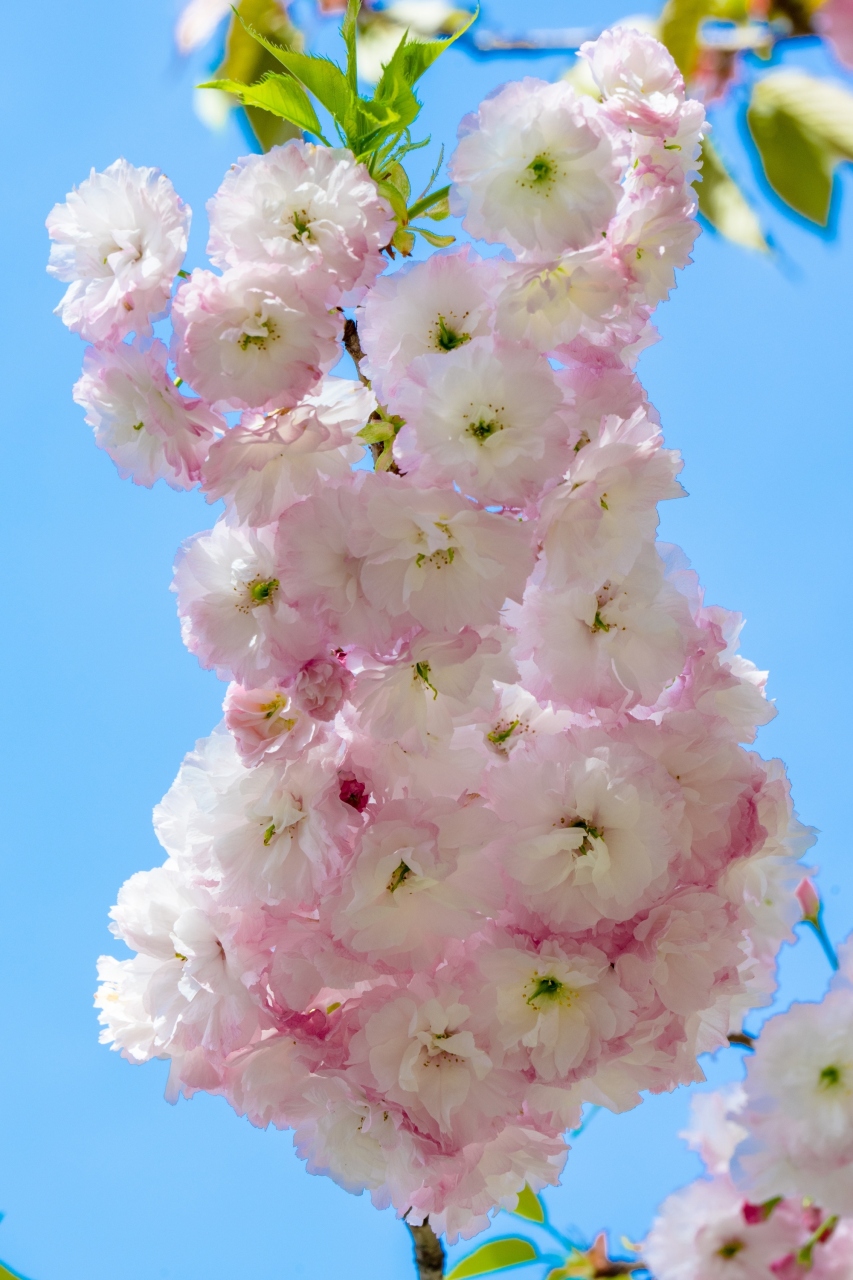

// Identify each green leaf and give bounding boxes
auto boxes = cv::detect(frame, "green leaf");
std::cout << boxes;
[748,82,835,223]
[391,225,416,255]
[697,137,767,250]
[211,0,304,150]
[512,1185,546,1224]
[202,74,326,138]
[382,161,411,202]
[237,16,356,123]
[447,1237,539,1280]
[412,225,456,246]
[376,180,409,222]
[423,193,450,220]
[751,70,853,160]
[398,7,478,86]
[342,0,360,93]
[407,182,450,221]
[0,1260,32,1280]
[659,0,713,77]
[371,36,423,133]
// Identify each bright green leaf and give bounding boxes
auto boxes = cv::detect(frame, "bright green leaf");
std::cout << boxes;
[697,137,767,250]
[751,70,853,160]
[413,225,456,246]
[357,420,394,444]
[407,182,450,220]
[447,1237,538,1280]
[211,0,304,150]
[237,19,355,123]
[399,7,478,86]
[376,178,409,222]
[748,86,834,223]
[512,1185,545,1224]
[201,74,326,138]
[0,1260,32,1280]
[392,225,416,255]
[423,193,450,220]
[382,161,411,202]
[342,0,360,92]
[659,0,713,77]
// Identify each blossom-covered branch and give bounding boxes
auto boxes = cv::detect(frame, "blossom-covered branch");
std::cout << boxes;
[48,10,816,1268]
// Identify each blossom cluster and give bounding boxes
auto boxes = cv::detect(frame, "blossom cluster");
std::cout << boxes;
[644,933,853,1280]
[50,27,813,1242]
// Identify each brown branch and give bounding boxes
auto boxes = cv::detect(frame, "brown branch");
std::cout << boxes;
[728,1032,755,1049]
[342,316,370,387]
[408,1220,446,1280]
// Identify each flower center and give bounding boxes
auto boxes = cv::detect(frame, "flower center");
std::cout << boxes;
[248,577,279,606]
[520,153,556,190]
[557,816,604,856]
[387,861,412,893]
[467,416,504,443]
[239,318,278,351]
[260,692,289,719]
[819,1064,844,1090]
[290,209,312,240]
[414,661,438,698]
[717,1240,745,1260]
[415,547,455,569]
[526,973,568,1008]
[435,314,470,352]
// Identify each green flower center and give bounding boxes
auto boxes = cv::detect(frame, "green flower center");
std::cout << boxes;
[467,417,503,443]
[387,861,412,893]
[248,577,279,606]
[436,314,470,352]
[526,974,566,1007]
[239,319,278,351]
[526,154,554,185]
[717,1240,745,1260]
[819,1064,843,1089]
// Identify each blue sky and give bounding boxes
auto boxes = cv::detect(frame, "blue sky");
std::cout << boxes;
[1,2,851,1277]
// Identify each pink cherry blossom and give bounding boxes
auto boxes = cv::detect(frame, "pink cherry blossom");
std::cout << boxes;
[47,158,189,342]
[171,262,342,411]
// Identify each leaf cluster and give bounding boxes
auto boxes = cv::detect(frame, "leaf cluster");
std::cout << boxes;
[201,0,475,253]
[446,1186,645,1280]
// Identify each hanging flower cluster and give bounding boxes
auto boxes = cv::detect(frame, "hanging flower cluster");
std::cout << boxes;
[49,22,814,1244]
[643,928,853,1280]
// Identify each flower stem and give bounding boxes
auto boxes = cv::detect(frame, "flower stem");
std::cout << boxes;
[408,1220,445,1280]
[804,917,839,971]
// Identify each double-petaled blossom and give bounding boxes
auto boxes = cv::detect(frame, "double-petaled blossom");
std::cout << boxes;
[47,158,190,341]
[73,339,221,488]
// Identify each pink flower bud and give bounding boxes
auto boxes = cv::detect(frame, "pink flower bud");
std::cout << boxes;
[795,877,821,923]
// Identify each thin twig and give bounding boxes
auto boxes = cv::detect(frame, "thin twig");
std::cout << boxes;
[408,1220,446,1280]
[342,316,370,387]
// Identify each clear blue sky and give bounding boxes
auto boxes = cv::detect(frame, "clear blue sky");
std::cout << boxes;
[1,2,851,1277]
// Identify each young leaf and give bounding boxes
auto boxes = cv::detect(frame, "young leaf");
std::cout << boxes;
[697,138,767,250]
[748,87,834,224]
[237,16,356,124]
[447,1238,538,1279]
[751,70,853,161]
[201,74,326,139]
[211,0,304,150]
[512,1185,546,1224]
[423,194,450,220]
[407,183,450,221]
[342,0,360,93]
[399,8,478,86]
[372,31,424,131]
[392,226,416,255]
[412,226,456,247]
[659,0,713,77]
